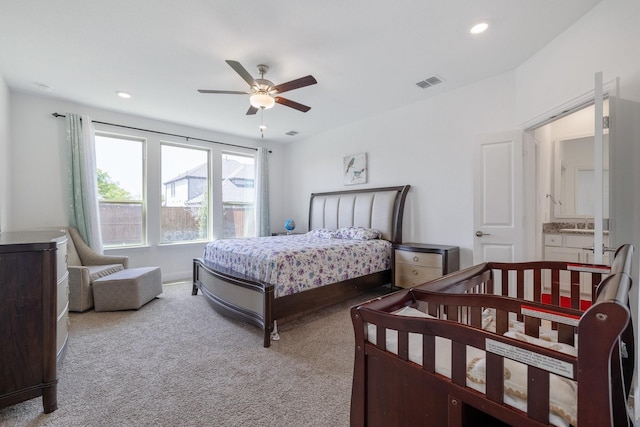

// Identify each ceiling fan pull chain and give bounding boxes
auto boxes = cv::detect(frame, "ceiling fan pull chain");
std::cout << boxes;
[259,108,267,139]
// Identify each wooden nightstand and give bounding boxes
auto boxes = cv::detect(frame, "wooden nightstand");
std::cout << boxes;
[271,232,302,236]
[392,242,460,288]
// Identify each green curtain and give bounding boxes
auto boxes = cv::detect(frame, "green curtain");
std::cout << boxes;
[66,113,103,253]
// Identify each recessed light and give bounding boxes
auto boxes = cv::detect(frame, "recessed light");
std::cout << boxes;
[116,91,132,99]
[469,22,489,35]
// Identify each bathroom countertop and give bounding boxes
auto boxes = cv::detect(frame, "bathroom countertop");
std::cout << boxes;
[542,222,609,235]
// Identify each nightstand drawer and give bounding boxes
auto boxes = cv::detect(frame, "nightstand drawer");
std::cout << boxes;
[394,250,442,268]
[395,263,442,288]
[392,242,460,289]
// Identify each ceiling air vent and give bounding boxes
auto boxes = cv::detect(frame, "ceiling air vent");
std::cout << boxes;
[285,130,299,136]
[416,75,443,89]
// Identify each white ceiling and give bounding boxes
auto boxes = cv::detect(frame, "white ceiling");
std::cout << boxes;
[0,0,601,143]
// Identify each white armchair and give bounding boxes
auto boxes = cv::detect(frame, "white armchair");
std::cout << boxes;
[65,227,129,312]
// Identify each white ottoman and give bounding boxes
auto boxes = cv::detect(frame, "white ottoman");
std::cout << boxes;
[92,267,162,312]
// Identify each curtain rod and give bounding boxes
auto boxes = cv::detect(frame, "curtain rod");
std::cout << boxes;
[51,113,271,153]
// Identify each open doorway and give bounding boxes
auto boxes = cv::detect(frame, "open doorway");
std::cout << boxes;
[526,100,610,263]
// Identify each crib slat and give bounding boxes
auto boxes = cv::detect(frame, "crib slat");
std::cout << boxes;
[501,268,509,297]
[570,270,580,310]
[516,270,525,322]
[533,269,542,302]
[376,326,386,351]
[524,316,540,338]
[558,323,575,346]
[423,335,435,372]
[551,269,560,306]
[527,366,550,424]
[448,304,459,322]
[451,341,466,386]
[485,352,504,403]
[398,331,409,361]
[495,310,509,335]
[470,306,482,328]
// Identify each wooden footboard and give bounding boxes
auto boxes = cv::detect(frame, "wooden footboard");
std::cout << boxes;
[193,258,273,346]
[194,257,392,347]
[351,244,635,427]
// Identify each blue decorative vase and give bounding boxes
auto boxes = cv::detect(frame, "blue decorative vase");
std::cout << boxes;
[284,219,296,233]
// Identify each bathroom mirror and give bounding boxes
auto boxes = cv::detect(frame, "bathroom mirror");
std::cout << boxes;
[553,135,609,218]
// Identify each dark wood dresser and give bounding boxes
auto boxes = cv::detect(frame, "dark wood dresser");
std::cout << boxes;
[0,230,67,413]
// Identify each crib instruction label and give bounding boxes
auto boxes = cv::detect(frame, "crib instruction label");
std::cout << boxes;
[485,338,574,378]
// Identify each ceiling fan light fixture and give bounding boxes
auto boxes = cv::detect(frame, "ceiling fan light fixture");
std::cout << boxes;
[250,93,275,109]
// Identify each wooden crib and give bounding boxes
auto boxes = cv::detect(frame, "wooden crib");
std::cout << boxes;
[350,244,634,427]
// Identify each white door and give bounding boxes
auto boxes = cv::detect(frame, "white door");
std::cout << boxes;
[473,131,525,263]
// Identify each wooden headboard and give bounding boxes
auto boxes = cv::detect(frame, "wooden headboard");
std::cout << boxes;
[308,185,410,243]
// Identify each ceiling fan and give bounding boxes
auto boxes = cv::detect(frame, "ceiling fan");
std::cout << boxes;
[198,60,317,115]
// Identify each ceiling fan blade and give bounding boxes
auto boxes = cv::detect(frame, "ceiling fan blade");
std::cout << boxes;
[271,75,317,94]
[246,105,259,115]
[275,97,311,113]
[198,89,249,94]
[226,60,257,88]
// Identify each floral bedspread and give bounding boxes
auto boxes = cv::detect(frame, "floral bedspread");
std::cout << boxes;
[203,234,391,298]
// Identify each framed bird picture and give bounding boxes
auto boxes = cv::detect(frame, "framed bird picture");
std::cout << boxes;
[343,152,367,185]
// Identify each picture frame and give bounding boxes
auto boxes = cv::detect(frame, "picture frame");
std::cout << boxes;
[343,152,367,185]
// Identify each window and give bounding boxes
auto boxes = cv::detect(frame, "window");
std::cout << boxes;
[161,144,209,243]
[222,152,255,238]
[95,134,145,246]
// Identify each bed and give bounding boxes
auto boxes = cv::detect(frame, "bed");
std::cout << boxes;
[351,244,634,427]
[192,185,410,347]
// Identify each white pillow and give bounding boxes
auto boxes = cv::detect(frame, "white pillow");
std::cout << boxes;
[333,226,381,240]
[305,228,335,238]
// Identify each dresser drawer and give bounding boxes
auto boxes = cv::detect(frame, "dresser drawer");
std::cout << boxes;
[395,250,442,268]
[56,301,69,358]
[56,238,68,281]
[57,272,69,316]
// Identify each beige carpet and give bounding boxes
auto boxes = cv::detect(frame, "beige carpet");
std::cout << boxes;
[0,282,386,427]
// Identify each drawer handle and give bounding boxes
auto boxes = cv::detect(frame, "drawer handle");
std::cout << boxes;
[412,269,419,276]
[413,256,419,263]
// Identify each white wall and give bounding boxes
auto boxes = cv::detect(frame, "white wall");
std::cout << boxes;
[283,72,518,268]
[8,92,286,281]
[0,72,9,231]
[516,0,640,123]
[283,0,640,270]
[6,0,638,278]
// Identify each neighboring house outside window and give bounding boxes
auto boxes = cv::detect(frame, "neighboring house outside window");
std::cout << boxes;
[161,144,209,243]
[221,152,255,238]
[161,152,256,240]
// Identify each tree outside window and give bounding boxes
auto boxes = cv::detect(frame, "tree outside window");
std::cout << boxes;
[95,134,145,246]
